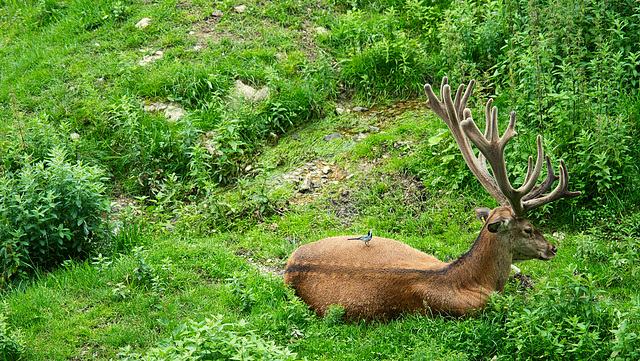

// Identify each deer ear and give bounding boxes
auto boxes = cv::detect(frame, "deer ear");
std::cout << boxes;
[487,217,508,233]
[474,207,491,223]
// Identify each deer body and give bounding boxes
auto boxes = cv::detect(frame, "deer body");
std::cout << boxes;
[285,207,555,319]
[285,78,580,320]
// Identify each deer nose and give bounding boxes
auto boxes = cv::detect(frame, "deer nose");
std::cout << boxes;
[551,246,558,254]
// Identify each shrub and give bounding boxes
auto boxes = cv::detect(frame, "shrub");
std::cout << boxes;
[340,30,430,97]
[326,8,433,97]
[0,146,109,287]
[117,315,297,361]
[0,311,25,361]
[489,272,616,360]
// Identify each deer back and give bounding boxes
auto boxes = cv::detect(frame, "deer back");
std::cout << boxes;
[284,236,448,319]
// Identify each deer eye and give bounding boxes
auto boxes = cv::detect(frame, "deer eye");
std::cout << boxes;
[524,228,533,235]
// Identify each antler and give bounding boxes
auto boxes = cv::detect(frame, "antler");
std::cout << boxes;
[425,77,581,218]
[424,77,509,206]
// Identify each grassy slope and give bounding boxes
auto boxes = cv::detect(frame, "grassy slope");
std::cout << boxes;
[3,109,637,360]
[1,0,639,360]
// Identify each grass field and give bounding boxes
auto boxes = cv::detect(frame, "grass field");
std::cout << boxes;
[1,0,639,360]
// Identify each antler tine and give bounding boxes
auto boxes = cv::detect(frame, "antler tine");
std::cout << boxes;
[523,156,535,185]
[455,79,475,118]
[461,108,544,217]
[522,160,581,212]
[519,134,545,196]
[484,99,494,140]
[523,155,556,200]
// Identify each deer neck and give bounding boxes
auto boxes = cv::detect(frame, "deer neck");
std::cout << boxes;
[451,229,513,294]
[414,227,513,317]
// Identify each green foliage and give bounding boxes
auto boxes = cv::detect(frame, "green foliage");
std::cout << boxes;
[438,0,508,78]
[492,272,615,360]
[111,208,145,255]
[323,304,346,326]
[1,0,640,359]
[0,115,67,172]
[340,29,430,97]
[226,272,258,313]
[117,315,297,361]
[178,175,282,233]
[570,119,637,204]
[132,246,156,287]
[575,212,640,289]
[327,8,433,97]
[610,300,640,361]
[437,0,640,220]
[0,310,25,361]
[0,146,109,286]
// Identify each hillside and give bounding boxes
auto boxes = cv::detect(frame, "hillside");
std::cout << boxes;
[1,0,640,360]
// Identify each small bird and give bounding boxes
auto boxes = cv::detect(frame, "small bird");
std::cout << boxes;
[349,230,373,246]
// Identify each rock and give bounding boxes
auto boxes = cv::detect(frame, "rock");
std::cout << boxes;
[204,141,219,155]
[368,125,380,133]
[353,132,367,141]
[212,9,223,17]
[353,106,367,112]
[299,174,313,193]
[143,101,186,122]
[139,50,163,66]
[164,103,185,122]
[70,132,80,140]
[234,5,246,13]
[135,17,151,30]
[323,132,343,141]
[253,86,270,102]
[269,132,278,144]
[234,79,270,102]
[322,166,332,174]
[245,165,253,172]
[315,26,330,36]
[335,107,345,115]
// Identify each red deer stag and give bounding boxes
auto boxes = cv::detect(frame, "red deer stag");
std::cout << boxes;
[284,77,581,320]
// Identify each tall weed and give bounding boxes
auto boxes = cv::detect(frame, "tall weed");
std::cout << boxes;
[438,0,640,220]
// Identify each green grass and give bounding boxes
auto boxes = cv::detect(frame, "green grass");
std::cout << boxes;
[2,118,640,359]
[1,0,640,360]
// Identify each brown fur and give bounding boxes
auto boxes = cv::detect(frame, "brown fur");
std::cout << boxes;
[284,207,556,320]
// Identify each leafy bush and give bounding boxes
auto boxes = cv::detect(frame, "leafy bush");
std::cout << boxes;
[0,146,109,286]
[486,272,617,360]
[0,115,67,172]
[610,300,640,361]
[100,96,198,194]
[0,311,25,361]
[117,315,297,361]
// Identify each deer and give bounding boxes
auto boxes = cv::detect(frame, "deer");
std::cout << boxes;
[284,77,581,320]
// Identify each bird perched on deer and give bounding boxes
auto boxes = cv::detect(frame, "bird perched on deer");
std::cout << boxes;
[284,77,581,321]
[348,230,373,246]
